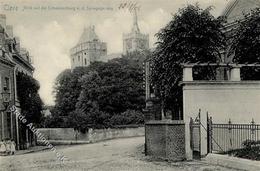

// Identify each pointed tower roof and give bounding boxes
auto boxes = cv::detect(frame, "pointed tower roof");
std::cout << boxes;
[131,8,140,33]
[77,25,99,45]
[221,0,260,23]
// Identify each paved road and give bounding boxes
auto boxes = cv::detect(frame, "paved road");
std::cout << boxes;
[0,137,237,171]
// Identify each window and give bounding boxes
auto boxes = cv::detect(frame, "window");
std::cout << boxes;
[78,56,80,61]
[4,77,10,90]
[84,58,87,65]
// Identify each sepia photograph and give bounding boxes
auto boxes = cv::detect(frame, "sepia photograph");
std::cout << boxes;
[0,0,260,170]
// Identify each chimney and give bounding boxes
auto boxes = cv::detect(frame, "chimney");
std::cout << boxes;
[0,28,4,46]
[0,14,6,30]
[6,25,13,37]
[14,37,20,52]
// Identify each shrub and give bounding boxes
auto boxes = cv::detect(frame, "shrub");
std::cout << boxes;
[109,110,144,126]
[227,140,260,160]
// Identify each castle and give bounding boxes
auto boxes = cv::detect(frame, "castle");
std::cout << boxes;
[70,9,149,69]
[123,9,149,54]
[70,26,107,70]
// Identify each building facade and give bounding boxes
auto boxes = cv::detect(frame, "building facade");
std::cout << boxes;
[0,14,34,150]
[123,9,149,54]
[70,26,107,70]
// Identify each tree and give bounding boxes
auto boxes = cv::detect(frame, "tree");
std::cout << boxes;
[151,4,226,118]
[50,54,146,130]
[16,72,43,124]
[231,8,260,80]
[76,58,145,115]
[52,67,90,127]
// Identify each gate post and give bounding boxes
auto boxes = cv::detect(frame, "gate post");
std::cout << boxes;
[190,118,193,150]
[207,113,212,153]
[228,119,232,151]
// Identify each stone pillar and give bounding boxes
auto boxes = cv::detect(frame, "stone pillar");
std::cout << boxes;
[144,97,161,122]
[0,14,6,30]
[230,66,241,81]
[183,65,193,81]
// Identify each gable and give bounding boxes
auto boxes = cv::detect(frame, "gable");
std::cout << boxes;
[222,0,260,23]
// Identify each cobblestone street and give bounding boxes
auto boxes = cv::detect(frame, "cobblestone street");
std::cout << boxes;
[0,137,238,171]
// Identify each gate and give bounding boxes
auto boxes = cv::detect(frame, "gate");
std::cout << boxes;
[190,111,201,158]
[208,118,260,153]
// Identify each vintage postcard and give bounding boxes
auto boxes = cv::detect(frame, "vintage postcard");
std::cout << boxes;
[0,0,260,170]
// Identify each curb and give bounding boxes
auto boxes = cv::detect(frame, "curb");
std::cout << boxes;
[203,153,260,171]
[15,147,49,155]
[37,140,91,145]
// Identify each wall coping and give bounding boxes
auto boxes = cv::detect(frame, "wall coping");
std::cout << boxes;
[181,81,260,90]
[181,80,260,85]
[145,120,185,125]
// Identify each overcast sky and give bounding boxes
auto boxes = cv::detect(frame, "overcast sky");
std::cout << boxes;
[0,0,231,105]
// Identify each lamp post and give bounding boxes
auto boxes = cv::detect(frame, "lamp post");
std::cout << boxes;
[1,87,11,141]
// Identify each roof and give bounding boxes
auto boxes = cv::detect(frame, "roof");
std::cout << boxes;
[77,26,99,45]
[221,0,260,23]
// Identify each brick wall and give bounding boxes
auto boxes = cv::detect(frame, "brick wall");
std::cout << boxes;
[145,120,186,161]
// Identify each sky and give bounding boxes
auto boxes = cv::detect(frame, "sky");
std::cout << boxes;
[0,0,231,105]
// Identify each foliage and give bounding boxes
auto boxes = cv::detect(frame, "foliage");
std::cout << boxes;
[16,72,43,124]
[50,52,146,130]
[226,140,260,160]
[109,110,144,125]
[151,4,226,117]
[76,58,145,114]
[231,8,260,80]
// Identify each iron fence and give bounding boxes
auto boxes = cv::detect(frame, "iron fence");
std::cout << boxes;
[210,119,260,152]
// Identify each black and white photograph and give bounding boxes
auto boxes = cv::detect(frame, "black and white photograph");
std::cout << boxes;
[0,0,260,170]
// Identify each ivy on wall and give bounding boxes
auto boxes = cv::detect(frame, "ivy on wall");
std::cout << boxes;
[16,72,43,124]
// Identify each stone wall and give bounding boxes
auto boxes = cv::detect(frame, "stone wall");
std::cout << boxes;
[145,120,186,161]
[37,126,144,143]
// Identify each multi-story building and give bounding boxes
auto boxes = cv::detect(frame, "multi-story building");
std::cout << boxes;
[0,14,34,150]
[123,9,149,54]
[70,26,107,70]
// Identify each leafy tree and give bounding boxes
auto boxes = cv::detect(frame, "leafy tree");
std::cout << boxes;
[50,54,146,130]
[16,72,43,124]
[51,67,90,127]
[76,58,145,115]
[231,8,260,80]
[151,5,226,119]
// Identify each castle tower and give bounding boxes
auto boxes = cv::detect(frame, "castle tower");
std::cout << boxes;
[123,9,149,54]
[70,26,107,70]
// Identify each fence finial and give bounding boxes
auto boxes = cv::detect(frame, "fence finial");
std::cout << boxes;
[251,118,255,125]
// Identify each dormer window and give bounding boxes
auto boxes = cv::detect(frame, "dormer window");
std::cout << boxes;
[8,44,12,52]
